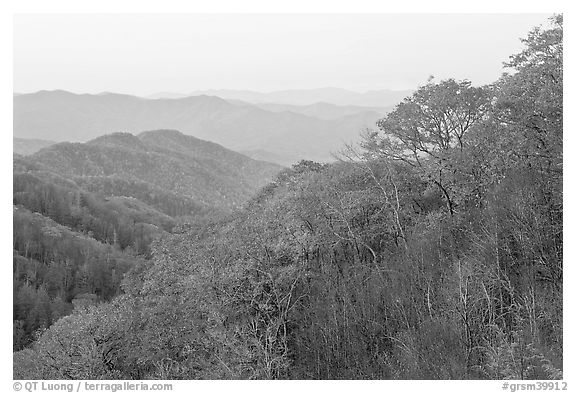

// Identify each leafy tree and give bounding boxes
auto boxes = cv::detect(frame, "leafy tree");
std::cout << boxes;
[363,79,491,215]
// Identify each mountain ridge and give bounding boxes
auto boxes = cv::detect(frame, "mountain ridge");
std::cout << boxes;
[14,90,396,165]
[185,87,413,106]
[25,129,281,210]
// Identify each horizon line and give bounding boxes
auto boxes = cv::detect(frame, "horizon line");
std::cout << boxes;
[13,86,416,97]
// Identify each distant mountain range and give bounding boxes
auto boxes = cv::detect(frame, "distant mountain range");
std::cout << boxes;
[149,87,413,107]
[14,89,405,165]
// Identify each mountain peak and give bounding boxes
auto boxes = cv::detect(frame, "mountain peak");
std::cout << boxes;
[137,129,232,159]
[138,129,184,137]
[87,132,148,151]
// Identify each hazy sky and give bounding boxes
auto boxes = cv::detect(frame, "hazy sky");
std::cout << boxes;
[14,13,552,95]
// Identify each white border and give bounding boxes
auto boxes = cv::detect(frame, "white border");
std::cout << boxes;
[2,1,571,390]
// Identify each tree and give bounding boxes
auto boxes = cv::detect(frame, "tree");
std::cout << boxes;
[363,79,491,215]
[492,14,562,185]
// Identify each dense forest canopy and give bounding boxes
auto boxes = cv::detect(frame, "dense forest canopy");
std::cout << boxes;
[12,130,280,351]
[13,15,562,380]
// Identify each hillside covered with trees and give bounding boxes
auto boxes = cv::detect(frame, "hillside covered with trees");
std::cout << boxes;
[13,130,281,351]
[13,16,562,379]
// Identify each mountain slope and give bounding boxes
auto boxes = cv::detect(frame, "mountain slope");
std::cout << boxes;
[13,138,56,155]
[251,101,392,120]
[12,129,282,349]
[12,204,142,350]
[24,130,281,211]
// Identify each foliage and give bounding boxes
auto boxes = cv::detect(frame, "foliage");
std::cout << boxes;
[13,207,139,350]
[14,15,562,380]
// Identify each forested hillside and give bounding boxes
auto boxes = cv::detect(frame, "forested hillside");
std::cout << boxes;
[13,138,56,155]
[13,206,140,350]
[25,130,280,209]
[13,16,562,380]
[13,130,281,351]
